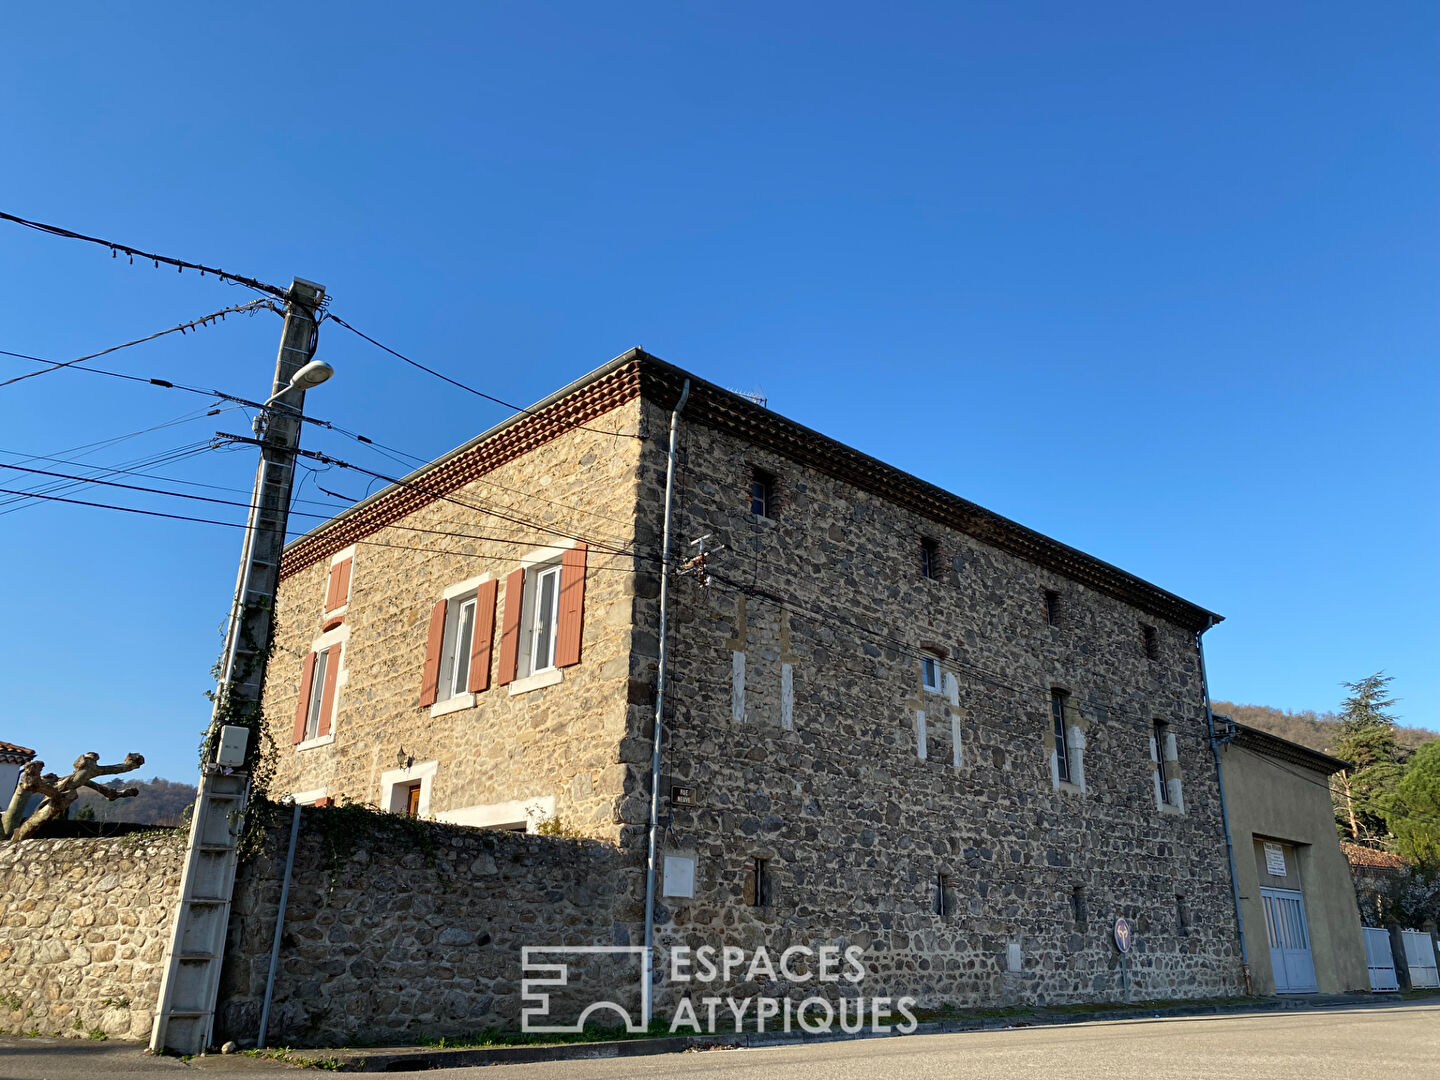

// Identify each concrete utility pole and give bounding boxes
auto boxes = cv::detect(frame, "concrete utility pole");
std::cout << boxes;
[151,278,328,1056]
[212,276,329,726]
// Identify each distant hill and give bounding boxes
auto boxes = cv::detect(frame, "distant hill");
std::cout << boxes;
[1212,700,1437,757]
[72,776,196,825]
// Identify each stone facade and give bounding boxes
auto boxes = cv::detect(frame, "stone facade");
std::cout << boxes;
[634,393,1244,1009]
[0,833,187,1040]
[217,811,634,1047]
[264,395,646,837]
[263,351,1245,1020]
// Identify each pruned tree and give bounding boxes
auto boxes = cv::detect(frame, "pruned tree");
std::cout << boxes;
[1,751,145,841]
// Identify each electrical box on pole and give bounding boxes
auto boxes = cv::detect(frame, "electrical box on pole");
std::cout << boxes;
[150,278,327,1056]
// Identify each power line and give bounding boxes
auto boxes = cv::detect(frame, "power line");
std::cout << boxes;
[324,313,640,439]
[0,484,646,574]
[0,210,292,301]
[0,300,276,389]
[219,434,650,561]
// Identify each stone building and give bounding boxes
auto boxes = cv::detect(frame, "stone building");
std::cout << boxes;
[262,349,1244,1010]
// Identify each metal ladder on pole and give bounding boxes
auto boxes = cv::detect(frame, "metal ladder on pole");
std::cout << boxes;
[150,764,249,1055]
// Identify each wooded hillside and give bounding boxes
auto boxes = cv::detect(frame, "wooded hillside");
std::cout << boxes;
[1211,700,1436,756]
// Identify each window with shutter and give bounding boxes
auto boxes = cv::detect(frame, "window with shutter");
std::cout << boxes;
[324,555,353,614]
[497,568,525,685]
[293,652,318,744]
[554,543,587,668]
[419,599,447,706]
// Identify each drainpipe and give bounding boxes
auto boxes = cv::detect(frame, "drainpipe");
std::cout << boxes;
[641,378,690,1027]
[1198,620,1251,995]
[257,801,303,1048]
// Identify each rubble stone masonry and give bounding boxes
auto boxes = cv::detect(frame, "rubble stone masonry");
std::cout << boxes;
[636,394,1244,1009]
[264,398,647,838]
[0,833,187,1040]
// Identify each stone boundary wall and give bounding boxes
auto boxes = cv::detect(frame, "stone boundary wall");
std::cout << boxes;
[0,831,187,1040]
[216,808,639,1048]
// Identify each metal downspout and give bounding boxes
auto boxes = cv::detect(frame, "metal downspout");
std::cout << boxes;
[257,802,303,1048]
[1198,620,1252,995]
[641,378,690,1026]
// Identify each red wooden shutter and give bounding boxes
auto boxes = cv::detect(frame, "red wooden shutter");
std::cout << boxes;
[316,645,341,737]
[497,567,525,686]
[419,599,447,706]
[468,579,498,693]
[293,651,317,744]
[554,543,588,668]
[325,557,352,612]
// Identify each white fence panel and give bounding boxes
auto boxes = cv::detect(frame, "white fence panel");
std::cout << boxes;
[1364,927,1399,992]
[1401,929,1439,989]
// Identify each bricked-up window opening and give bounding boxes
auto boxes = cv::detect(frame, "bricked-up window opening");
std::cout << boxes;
[1176,894,1191,934]
[921,652,942,694]
[934,873,952,916]
[1044,590,1062,628]
[750,468,775,518]
[750,857,773,907]
[303,648,331,741]
[1154,720,1172,804]
[1051,689,1072,783]
[920,537,939,580]
[403,782,421,819]
[1071,885,1087,926]
[1143,624,1159,660]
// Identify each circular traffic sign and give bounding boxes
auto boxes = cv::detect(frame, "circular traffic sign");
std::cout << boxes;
[1114,917,1133,953]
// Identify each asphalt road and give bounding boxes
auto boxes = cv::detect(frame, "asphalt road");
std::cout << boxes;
[0,1003,1435,1080]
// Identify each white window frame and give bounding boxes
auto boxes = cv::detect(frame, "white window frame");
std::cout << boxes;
[302,647,330,742]
[380,760,438,818]
[297,623,348,751]
[527,562,563,676]
[921,652,943,694]
[431,575,491,714]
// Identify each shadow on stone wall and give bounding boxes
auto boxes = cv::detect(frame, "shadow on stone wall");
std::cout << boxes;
[216,805,642,1049]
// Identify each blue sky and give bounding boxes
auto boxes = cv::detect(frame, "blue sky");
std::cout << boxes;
[1,2,1435,782]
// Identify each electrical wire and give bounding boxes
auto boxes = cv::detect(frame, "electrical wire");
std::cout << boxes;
[0,210,291,301]
[0,484,648,575]
[225,436,651,561]
[0,300,276,389]
[324,313,640,439]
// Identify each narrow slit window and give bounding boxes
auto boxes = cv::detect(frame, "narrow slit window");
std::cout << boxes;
[920,537,939,580]
[1052,689,1072,783]
[751,857,772,907]
[749,468,775,518]
[921,651,942,694]
[1176,894,1191,934]
[934,872,952,917]
[1071,885,1087,926]
[1143,624,1159,660]
[1044,590,1062,628]
[1154,720,1172,805]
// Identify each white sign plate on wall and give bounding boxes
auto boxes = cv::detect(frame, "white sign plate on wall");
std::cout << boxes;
[662,854,696,898]
[1264,842,1287,877]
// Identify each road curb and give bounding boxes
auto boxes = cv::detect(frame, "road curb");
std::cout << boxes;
[300,991,1422,1072]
